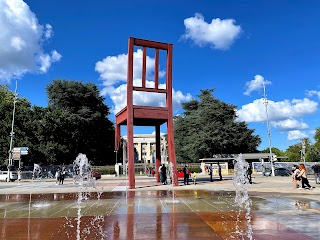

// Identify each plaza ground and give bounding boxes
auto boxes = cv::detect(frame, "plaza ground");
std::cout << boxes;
[0,174,319,239]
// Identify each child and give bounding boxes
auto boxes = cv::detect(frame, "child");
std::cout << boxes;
[292,165,300,188]
[193,172,197,185]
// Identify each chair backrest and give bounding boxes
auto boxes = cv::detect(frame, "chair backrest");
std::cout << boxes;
[126,37,173,109]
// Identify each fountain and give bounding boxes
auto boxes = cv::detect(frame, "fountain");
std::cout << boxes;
[71,153,105,239]
[233,153,253,240]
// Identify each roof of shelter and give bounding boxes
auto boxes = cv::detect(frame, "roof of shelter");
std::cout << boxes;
[199,153,287,162]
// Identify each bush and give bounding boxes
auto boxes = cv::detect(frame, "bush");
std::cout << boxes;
[188,167,202,173]
[96,169,116,175]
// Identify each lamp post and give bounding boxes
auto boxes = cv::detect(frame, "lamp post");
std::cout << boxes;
[301,139,306,165]
[262,82,275,177]
[114,150,118,164]
[8,80,18,182]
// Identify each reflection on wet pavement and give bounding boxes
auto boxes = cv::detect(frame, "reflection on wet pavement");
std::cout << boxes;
[0,190,319,239]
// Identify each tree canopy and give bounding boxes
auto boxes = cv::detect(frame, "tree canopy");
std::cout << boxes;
[174,89,261,163]
[0,80,115,166]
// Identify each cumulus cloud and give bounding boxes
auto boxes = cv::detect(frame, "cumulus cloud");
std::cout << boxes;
[288,130,308,140]
[243,74,272,96]
[236,98,318,122]
[306,90,320,99]
[95,50,192,114]
[0,0,61,84]
[181,13,242,50]
[271,118,309,131]
[95,49,156,87]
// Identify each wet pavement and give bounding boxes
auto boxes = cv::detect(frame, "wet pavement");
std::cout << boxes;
[0,175,319,239]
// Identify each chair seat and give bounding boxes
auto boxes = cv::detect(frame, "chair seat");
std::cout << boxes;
[116,105,168,126]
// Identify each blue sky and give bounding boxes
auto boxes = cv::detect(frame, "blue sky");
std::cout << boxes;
[1,0,320,152]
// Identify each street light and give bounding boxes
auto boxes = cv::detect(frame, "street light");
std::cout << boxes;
[8,80,18,182]
[114,150,118,164]
[262,82,275,177]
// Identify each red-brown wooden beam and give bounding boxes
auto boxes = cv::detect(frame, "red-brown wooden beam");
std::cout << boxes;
[156,125,161,183]
[133,86,166,93]
[142,47,146,88]
[155,49,159,89]
[127,37,135,189]
[166,44,178,186]
[134,38,169,50]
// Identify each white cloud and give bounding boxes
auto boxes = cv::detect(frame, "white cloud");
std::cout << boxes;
[306,90,320,99]
[181,13,242,50]
[0,0,61,84]
[96,50,192,114]
[243,74,271,96]
[44,24,53,39]
[105,80,192,114]
[236,98,318,122]
[95,49,156,87]
[271,118,309,131]
[288,130,308,140]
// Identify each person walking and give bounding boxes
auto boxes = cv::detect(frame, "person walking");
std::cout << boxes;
[55,169,61,185]
[159,165,163,183]
[161,164,167,185]
[217,162,223,181]
[292,165,301,188]
[59,168,66,185]
[247,165,252,184]
[18,168,22,184]
[193,172,197,185]
[311,163,320,184]
[209,165,213,182]
[183,165,189,185]
[297,164,313,189]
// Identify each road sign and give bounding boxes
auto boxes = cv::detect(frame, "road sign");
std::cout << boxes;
[13,147,21,152]
[12,152,20,160]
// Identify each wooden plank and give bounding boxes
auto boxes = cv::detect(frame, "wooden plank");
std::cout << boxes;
[133,86,166,93]
[142,47,146,88]
[134,38,170,50]
[155,49,159,89]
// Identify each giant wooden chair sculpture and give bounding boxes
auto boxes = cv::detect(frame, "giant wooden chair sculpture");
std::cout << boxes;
[115,37,178,189]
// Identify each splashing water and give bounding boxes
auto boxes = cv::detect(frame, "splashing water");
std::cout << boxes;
[72,153,105,240]
[233,154,253,240]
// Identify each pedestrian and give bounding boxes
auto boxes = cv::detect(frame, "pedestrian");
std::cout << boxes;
[297,164,313,189]
[59,168,65,185]
[209,165,213,182]
[217,162,222,181]
[18,168,22,183]
[311,163,320,184]
[292,165,300,188]
[193,172,197,185]
[161,164,167,185]
[151,168,155,177]
[247,164,252,184]
[55,169,61,185]
[159,165,163,183]
[183,165,189,185]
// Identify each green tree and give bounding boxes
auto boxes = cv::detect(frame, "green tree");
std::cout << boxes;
[260,147,285,158]
[285,143,301,162]
[0,85,36,165]
[174,89,261,163]
[42,79,115,165]
[313,128,320,153]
